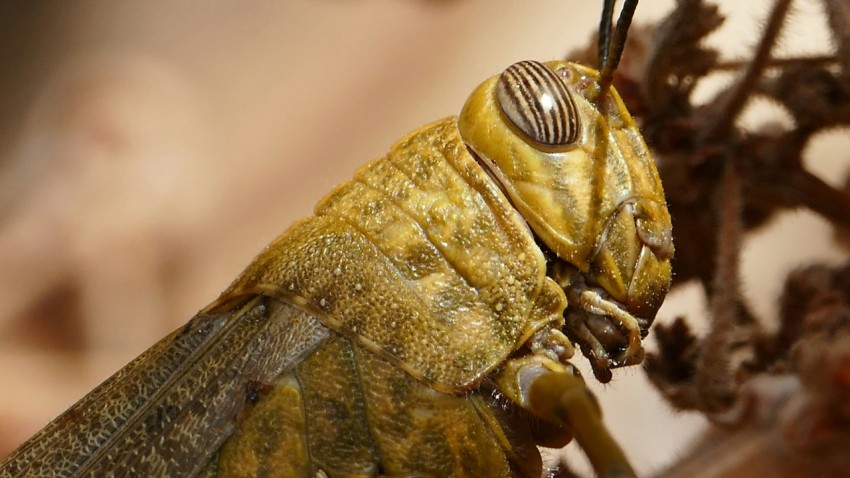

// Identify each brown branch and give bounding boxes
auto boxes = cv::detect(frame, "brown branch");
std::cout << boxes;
[714,55,837,72]
[695,161,742,414]
[823,0,850,86]
[699,0,793,144]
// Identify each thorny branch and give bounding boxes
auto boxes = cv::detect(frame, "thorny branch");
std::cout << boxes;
[567,0,850,476]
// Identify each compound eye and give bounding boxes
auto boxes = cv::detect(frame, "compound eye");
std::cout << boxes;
[496,60,579,147]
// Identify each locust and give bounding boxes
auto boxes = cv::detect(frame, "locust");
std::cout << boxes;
[0,1,672,476]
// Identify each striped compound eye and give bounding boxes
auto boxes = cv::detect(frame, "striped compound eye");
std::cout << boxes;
[496,60,579,147]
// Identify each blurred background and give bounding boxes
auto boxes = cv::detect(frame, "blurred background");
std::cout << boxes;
[0,0,846,475]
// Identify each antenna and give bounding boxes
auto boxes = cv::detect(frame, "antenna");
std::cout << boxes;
[597,0,638,93]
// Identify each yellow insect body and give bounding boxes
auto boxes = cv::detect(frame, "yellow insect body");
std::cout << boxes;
[205,60,672,475]
[0,59,671,477]
[210,116,565,393]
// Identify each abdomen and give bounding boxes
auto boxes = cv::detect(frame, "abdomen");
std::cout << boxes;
[208,332,543,477]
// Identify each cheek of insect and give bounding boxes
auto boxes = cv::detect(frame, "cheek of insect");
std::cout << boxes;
[588,198,673,327]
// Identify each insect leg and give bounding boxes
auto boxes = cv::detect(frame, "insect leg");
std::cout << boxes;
[526,369,635,478]
[496,357,636,478]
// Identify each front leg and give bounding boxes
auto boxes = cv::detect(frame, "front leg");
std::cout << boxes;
[495,354,637,478]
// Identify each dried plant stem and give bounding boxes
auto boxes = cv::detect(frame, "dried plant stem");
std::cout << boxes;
[823,0,850,85]
[714,55,837,72]
[700,0,793,143]
[781,168,850,228]
[695,161,742,413]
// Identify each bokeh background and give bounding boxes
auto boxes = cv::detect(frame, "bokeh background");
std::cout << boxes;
[0,0,846,475]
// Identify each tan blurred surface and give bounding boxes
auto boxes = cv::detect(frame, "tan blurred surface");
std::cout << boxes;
[0,1,846,475]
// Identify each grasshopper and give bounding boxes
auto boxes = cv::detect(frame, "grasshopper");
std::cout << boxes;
[0,1,671,476]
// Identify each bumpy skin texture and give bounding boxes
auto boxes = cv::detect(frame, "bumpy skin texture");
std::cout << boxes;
[210,117,567,393]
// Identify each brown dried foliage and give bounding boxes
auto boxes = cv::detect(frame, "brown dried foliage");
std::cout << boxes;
[569,0,850,476]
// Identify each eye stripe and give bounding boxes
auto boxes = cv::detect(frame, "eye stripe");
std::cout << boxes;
[507,65,550,144]
[496,60,579,147]
[523,60,563,142]
[528,60,577,144]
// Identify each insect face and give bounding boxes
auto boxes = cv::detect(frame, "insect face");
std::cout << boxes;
[459,60,673,380]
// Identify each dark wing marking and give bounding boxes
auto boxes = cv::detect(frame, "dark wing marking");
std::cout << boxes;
[0,296,330,477]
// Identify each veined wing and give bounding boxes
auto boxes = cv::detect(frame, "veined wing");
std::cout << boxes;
[0,296,330,477]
